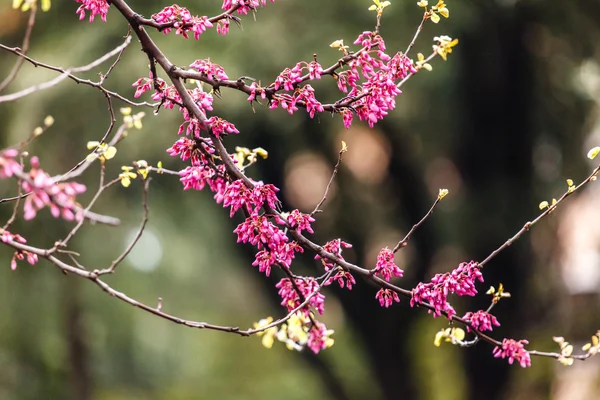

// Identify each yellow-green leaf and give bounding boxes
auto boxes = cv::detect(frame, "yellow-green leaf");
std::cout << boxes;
[587,146,600,160]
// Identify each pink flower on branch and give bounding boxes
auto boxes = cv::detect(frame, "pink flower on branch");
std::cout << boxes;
[276,277,325,315]
[0,149,22,179]
[167,138,196,161]
[75,0,109,23]
[462,310,501,333]
[152,6,213,40]
[307,321,334,354]
[1,230,38,271]
[286,209,315,234]
[189,59,229,81]
[252,241,303,276]
[222,0,276,15]
[325,270,356,290]
[21,157,86,221]
[376,288,400,308]
[493,339,532,368]
[234,215,287,250]
[374,247,403,282]
[315,238,352,270]
[410,261,483,319]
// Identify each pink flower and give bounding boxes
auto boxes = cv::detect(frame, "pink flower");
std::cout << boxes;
[151,6,213,39]
[1,229,27,244]
[75,0,109,22]
[216,19,230,36]
[410,261,483,319]
[167,138,197,161]
[374,247,403,282]
[307,61,324,80]
[325,270,356,290]
[0,149,22,179]
[189,59,229,81]
[376,288,400,308]
[252,241,303,275]
[222,0,276,15]
[276,277,325,315]
[295,85,324,119]
[234,215,287,249]
[462,310,500,333]
[207,116,239,138]
[179,165,215,191]
[21,157,86,221]
[493,339,531,368]
[307,322,333,354]
[315,238,353,270]
[287,209,315,234]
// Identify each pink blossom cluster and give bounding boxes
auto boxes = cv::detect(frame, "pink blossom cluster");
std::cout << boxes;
[132,76,182,109]
[75,0,109,23]
[189,59,230,81]
[21,157,86,221]
[325,270,356,290]
[376,288,400,308]
[307,321,331,354]
[276,277,325,315]
[1,230,38,271]
[374,247,403,282]
[0,149,22,179]
[267,62,325,118]
[152,5,213,40]
[493,339,532,368]
[222,0,276,15]
[336,32,416,128]
[462,310,501,333]
[410,261,483,318]
[286,209,315,234]
[314,238,353,270]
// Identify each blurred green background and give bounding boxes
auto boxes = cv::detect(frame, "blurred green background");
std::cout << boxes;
[2,0,600,399]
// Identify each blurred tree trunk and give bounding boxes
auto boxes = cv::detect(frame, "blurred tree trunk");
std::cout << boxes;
[455,3,535,399]
[64,275,92,400]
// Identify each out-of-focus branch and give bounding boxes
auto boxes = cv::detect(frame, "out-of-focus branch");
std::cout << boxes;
[0,5,37,92]
[0,35,154,107]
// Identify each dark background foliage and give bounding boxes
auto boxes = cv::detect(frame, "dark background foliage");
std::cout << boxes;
[1,0,600,399]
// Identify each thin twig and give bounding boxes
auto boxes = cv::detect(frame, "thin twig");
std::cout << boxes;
[99,177,151,274]
[310,145,345,217]
[0,36,154,107]
[392,196,441,253]
[479,164,600,268]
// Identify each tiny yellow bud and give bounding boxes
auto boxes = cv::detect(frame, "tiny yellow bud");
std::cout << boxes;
[103,146,117,160]
[552,198,557,206]
[120,107,132,116]
[254,147,269,159]
[449,328,465,341]
[44,116,54,127]
[566,179,573,187]
[438,188,449,199]
[341,141,348,153]
[486,286,495,295]
[417,0,428,8]
[430,12,441,23]
[33,127,43,137]
[434,330,445,347]
[87,141,100,150]
[330,39,345,48]
[582,343,592,351]
[539,201,549,210]
[588,146,600,160]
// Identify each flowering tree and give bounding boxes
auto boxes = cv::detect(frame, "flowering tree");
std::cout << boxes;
[1,0,599,384]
